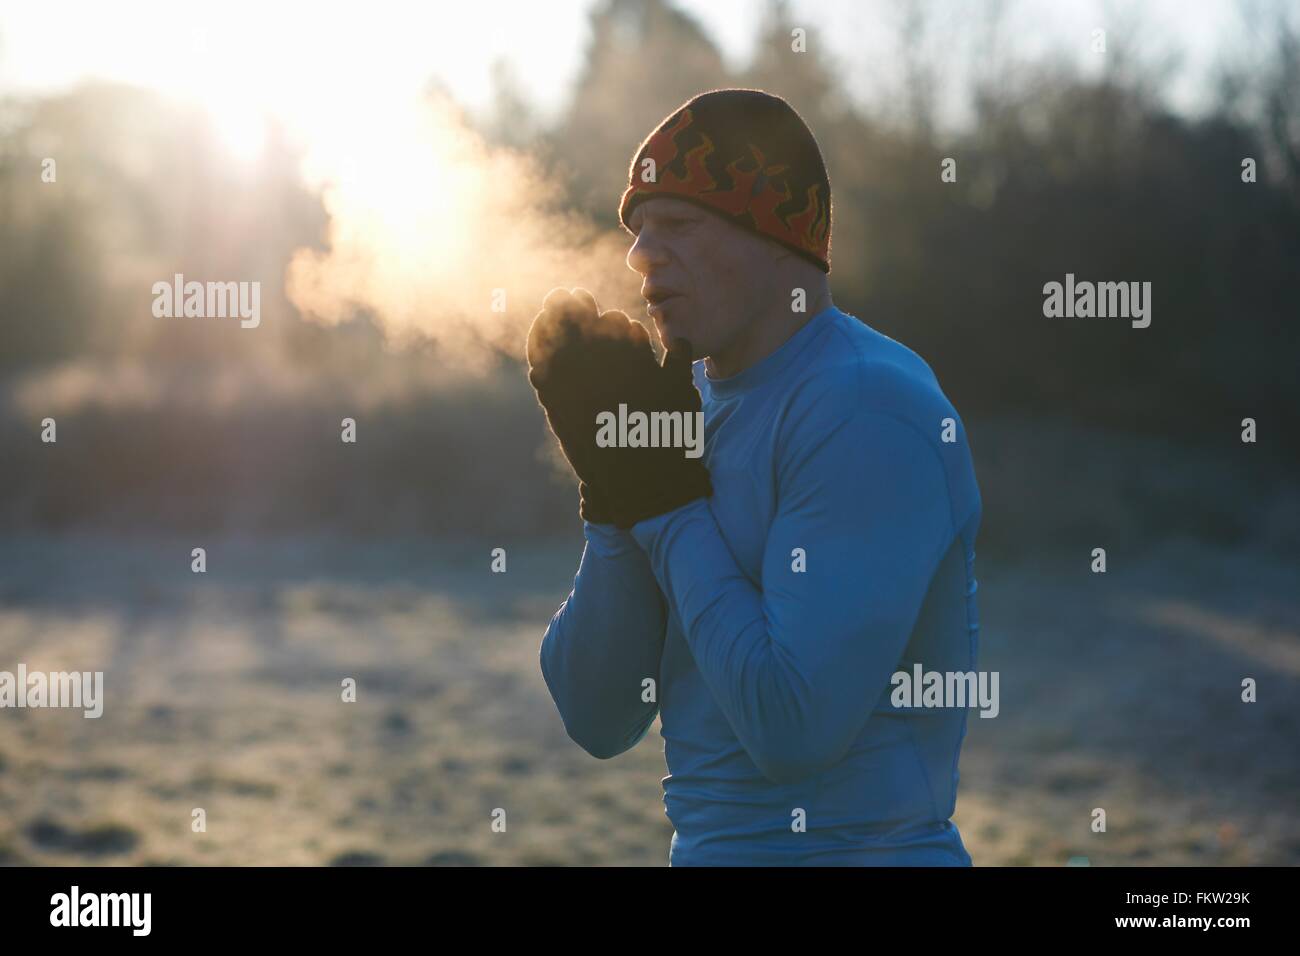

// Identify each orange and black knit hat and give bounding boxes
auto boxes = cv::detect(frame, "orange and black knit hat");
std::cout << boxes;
[618,89,832,273]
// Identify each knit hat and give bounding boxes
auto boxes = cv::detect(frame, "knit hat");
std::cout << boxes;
[618,89,832,273]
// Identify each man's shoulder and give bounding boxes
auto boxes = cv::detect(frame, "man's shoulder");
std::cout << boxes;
[787,308,982,529]
[790,308,956,429]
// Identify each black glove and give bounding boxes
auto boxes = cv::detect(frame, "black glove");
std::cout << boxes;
[526,287,711,528]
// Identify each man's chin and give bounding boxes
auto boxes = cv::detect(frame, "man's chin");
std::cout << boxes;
[653,316,689,352]
[656,328,693,356]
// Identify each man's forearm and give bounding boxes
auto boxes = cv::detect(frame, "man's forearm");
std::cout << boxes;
[539,521,668,759]
[628,410,958,785]
[629,499,813,778]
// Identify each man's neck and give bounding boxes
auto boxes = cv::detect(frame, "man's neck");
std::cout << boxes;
[706,288,833,380]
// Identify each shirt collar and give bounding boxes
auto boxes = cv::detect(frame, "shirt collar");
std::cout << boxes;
[703,305,838,399]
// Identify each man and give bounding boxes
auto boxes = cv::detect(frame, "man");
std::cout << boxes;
[528,89,982,866]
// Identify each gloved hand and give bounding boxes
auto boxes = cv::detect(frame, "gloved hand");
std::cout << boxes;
[526,287,712,528]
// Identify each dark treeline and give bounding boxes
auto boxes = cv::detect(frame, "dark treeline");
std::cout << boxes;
[1,0,1296,554]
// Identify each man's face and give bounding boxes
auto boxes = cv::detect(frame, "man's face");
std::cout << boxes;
[625,197,778,359]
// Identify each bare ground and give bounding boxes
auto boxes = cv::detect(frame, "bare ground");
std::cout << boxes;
[0,531,1295,866]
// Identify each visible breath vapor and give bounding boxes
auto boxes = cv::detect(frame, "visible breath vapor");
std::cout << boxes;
[285,91,641,371]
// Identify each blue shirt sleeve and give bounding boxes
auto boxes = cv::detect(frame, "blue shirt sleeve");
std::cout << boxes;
[628,390,960,785]
[539,521,668,759]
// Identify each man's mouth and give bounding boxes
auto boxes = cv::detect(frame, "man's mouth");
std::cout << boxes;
[644,286,681,313]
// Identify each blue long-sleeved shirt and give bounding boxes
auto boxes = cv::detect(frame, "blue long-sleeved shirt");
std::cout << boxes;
[539,304,982,865]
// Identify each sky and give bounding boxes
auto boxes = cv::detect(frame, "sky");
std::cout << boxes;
[0,0,1258,157]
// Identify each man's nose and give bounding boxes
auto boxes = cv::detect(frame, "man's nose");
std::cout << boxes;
[626,228,668,276]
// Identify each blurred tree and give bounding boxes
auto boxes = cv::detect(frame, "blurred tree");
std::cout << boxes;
[741,0,835,116]
[1214,0,1300,199]
[550,0,730,222]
